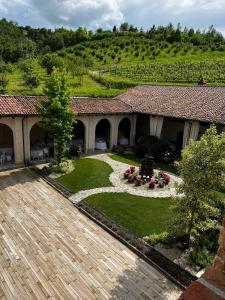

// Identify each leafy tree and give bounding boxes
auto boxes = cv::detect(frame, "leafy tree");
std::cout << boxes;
[120,23,129,32]
[170,126,225,246]
[112,25,117,33]
[23,71,40,90]
[96,28,103,34]
[37,68,77,164]
[40,54,64,74]
[18,58,35,73]
[48,33,65,51]
[0,74,8,94]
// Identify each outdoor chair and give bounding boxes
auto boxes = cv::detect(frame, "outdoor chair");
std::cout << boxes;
[0,154,6,165]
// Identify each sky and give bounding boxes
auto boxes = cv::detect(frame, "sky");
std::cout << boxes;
[0,0,225,34]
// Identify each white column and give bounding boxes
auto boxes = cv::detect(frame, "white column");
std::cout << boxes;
[182,121,191,149]
[13,118,24,164]
[23,118,30,163]
[84,121,89,154]
[110,116,118,149]
[130,115,137,146]
[87,117,96,153]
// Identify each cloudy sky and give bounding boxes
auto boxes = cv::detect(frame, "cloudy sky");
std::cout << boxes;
[0,0,225,33]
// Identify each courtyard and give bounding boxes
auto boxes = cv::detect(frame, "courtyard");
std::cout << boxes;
[0,168,181,299]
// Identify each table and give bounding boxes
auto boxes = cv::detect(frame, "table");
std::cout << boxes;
[95,139,107,150]
[31,149,44,160]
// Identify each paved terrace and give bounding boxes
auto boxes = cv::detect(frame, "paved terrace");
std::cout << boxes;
[0,168,181,299]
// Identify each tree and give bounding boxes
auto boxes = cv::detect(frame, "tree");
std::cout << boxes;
[40,54,64,74]
[37,68,77,164]
[170,126,225,246]
[65,57,87,84]
[24,71,40,90]
[0,60,10,94]
[96,28,103,34]
[112,25,117,33]
[120,23,129,32]
[0,74,8,94]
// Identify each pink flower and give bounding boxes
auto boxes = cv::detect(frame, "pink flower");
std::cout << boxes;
[149,178,156,189]
[130,166,136,173]
[135,175,142,186]
[128,174,135,183]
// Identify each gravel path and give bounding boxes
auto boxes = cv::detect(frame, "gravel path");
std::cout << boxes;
[70,154,181,204]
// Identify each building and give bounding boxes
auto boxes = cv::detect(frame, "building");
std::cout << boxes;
[0,85,225,167]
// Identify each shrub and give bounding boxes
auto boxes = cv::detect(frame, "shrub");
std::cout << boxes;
[90,73,135,89]
[146,232,170,246]
[53,160,70,174]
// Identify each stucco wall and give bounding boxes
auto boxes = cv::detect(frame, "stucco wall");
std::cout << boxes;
[0,114,136,165]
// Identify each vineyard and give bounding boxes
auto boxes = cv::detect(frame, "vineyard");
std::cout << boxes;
[105,60,225,84]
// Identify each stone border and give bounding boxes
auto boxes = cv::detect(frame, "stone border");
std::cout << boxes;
[31,165,197,290]
[69,154,182,204]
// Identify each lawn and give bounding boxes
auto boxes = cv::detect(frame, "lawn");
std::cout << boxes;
[85,192,174,237]
[109,153,179,175]
[57,158,113,193]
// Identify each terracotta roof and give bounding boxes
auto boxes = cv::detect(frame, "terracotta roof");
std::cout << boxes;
[117,86,225,124]
[0,95,38,116]
[71,97,132,115]
[0,86,225,124]
[0,96,132,116]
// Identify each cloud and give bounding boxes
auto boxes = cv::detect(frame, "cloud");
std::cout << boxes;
[0,0,225,33]
[27,0,124,29]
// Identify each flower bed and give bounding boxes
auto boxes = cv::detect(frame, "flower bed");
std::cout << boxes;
[124,166,171,190]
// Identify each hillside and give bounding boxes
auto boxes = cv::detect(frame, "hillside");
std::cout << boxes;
[1,20,225,96]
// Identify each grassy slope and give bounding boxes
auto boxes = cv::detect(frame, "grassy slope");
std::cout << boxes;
[7,64,122,97]
[86,192,174,237]
[6,36,225,96]
[57,158,113,193]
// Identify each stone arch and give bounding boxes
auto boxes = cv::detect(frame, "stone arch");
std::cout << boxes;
[0,123,14,164]
[29,122,54,161]
[95,118,111,150]
[118,117,131,146]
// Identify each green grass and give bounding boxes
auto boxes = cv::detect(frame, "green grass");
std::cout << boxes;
[109,153,141,166]
[57,158,113,193]
[6,64,123,97]
[86,192,174,237]
[109,153,178,175]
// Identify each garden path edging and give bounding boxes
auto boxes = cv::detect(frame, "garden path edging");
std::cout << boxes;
[69,153,182,203]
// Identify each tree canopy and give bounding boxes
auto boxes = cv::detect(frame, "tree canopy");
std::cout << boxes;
[37,68,77,164]
[170,126,225,246]
[0,18,224,63]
